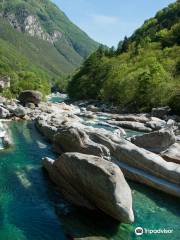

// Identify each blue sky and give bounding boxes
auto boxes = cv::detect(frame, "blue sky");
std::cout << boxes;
[53,0,175,47]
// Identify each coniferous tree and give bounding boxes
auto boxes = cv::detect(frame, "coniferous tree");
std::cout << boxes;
[120,36,129,53]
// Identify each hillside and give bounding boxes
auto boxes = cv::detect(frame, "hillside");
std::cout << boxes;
[0,0,98,96]
[68,1,180,114]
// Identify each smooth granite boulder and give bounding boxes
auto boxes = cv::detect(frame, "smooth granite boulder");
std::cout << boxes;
[43,152,134,223]
[87,130,180,184]
[53,126,110,157]
[130,128,176,153]
[84,129,180,197]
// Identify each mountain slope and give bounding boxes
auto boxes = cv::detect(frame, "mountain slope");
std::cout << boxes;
[68,1,180,114]
[0,0,98,96]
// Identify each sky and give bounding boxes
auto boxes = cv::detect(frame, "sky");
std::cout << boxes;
[53,0,175,47]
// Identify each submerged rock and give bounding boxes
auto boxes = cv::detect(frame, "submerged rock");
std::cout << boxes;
[43,152,134,223]
[130,128,176,153]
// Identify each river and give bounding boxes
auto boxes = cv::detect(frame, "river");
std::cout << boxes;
[0,120,179,240]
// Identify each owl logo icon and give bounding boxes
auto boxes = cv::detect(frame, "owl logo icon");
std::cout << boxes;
[135,227,144,236]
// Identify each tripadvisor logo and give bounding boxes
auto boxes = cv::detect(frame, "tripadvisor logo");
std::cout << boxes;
[134,226,174,236]
[135,227,143,236]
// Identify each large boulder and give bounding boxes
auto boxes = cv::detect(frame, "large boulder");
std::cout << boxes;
[88,130,180,184]
[130,128,176,153]
[43,152,134,223]
[53,126,110,157]
[83,128,180,197]
[18,90,42,106]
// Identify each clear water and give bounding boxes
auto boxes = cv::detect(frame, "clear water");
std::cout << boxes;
[49,95,68,103]
[0,121,179,240]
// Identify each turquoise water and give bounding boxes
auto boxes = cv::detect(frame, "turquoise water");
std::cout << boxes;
[0,121,179,240]
[49,95,68,103]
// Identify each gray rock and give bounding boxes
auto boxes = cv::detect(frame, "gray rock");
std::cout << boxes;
[87,105,99,112]
[0,106,10,119]
[43,152,134,223]
[35,106,180,197]
[83,129,180,197]
[107,120,152,132]
[13,106,27,118]
[166,119,175,128]
[53,126,110,157]
[92,133,180,185]
[130,128,176,153]
[113,114,149,123]
[161,143,180,164]
[79,111,96,119]
[19,90,42,106]
[145,118,166,130]
[35,118,57,142]
[25,102,36,109]
[151,106,171,119]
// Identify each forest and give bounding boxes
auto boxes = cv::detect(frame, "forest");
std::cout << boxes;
[68,1,180,114]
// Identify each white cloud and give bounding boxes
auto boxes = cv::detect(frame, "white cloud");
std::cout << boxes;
[91,14,119,25]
